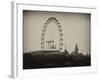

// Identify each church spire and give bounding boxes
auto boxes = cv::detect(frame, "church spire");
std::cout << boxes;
[75,44,78,53]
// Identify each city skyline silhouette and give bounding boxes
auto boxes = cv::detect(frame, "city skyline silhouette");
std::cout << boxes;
[23,11,91,69]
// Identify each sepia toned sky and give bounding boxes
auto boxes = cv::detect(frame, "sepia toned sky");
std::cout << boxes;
[23,10,91,54]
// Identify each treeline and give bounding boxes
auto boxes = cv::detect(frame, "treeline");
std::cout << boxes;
[23,51,90,69]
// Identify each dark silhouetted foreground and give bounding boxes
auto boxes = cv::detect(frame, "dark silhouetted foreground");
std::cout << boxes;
[23,50,90,69]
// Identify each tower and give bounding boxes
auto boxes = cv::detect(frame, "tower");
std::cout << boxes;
[74,44,78,54]
[64,44,68,55]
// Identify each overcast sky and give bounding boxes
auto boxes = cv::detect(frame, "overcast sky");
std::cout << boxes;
[23,10,90,54]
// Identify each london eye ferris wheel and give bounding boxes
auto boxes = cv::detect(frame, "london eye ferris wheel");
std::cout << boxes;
[41,17,64,51]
